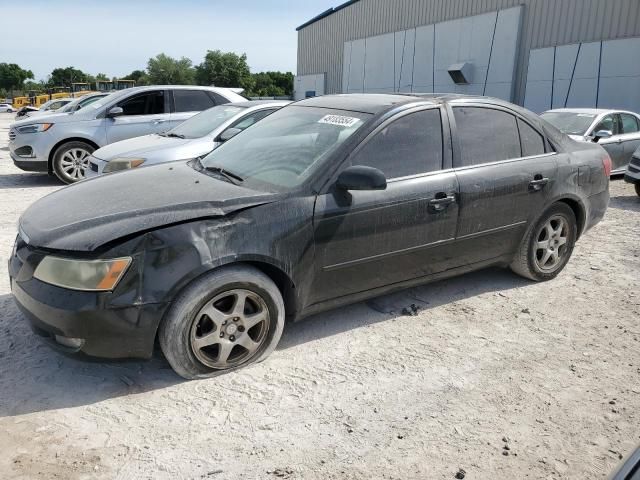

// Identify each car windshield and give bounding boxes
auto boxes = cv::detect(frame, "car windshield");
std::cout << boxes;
[199,106,371,191]
[540,111,597,135]
[169,104,247,139]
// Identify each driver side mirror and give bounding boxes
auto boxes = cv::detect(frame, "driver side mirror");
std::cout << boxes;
[592,130,612,142]
[218,127,242,142]
[107,106,124,118]
[336,165,387,191]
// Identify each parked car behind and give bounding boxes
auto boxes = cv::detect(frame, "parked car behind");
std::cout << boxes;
[57,93,109,113]
[8,85,246,184]
[541,108,640,174]
[10,94,610,379]
[0,103,15,113]
[624,145,640,197]
[23,98,74,118]
[85,100,289,178]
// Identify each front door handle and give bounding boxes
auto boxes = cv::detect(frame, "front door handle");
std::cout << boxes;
[152,119,167,124]
[529,176,549,192]
[428,193,456,213]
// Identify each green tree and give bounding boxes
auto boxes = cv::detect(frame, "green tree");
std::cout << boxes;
[250,71,293,97]
[125,69,150,86]
[95,73,109,81]
[48,67,89,88]
[195,50,254,92]
[147,53,195,84]
[0,63,34,93]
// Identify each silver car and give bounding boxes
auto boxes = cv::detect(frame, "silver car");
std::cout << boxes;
[25,98,74,118]
[0,103,15,113]
[541,108,640,174]
[9,85,246,183]
[85,100,290,177]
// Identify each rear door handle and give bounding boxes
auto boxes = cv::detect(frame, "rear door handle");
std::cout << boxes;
[529,177,549,192]
[428,193,456,213]
[152,119,167,124]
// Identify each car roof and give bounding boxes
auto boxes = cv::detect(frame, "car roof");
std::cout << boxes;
[122,85,244,93]
[293,93,529,115]
[544,108,620,115]
[226,100,291,107]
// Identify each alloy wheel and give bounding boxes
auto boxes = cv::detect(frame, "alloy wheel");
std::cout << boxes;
[59,148,91,181]
[189,289,270,369]
[534,214,569,272]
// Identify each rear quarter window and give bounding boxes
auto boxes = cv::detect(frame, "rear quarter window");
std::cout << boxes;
[518,119,546,157]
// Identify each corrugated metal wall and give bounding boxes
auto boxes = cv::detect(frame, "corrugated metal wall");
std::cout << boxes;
[297,0,640,104]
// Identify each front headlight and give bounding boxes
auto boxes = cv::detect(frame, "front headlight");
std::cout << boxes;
[15,123,54,134]
[103,157,146,173]
[33,256,132,291]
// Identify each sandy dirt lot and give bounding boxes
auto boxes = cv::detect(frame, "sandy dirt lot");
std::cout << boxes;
[0,113,638,480]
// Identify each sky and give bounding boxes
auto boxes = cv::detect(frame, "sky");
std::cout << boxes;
[0,0,340,81]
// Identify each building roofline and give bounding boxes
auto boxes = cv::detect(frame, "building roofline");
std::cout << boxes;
[296,0,360,31]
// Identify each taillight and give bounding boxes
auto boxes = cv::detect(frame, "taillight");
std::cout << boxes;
[602,154,612,177]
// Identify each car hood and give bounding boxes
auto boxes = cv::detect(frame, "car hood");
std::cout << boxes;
[93,134,214,163]
[19,161,279,252]
[12,109,94,127]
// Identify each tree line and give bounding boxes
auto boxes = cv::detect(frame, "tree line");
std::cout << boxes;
[0,50,293,98]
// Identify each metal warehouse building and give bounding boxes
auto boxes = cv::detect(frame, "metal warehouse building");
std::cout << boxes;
[294,0,640,113]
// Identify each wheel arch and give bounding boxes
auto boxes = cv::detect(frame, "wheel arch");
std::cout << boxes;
[48,137,100,174]
[554,196,586,239]
[153,257,298,350]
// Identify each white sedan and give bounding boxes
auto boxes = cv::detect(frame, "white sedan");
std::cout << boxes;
[0,103,15,113]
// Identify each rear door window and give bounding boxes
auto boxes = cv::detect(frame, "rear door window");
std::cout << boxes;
[518,119,546,157]
[620,113,640,134]
[173,89,216,113]
[453,107,521,167]
[119,91,165,115]
[349,108,444,179]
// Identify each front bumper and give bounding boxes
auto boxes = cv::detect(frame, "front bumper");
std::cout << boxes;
[624,163,640,184]
[9,240,168,360]
[9,129,51,172]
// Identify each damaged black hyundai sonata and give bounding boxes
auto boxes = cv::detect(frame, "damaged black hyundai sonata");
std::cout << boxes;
[10,94,610,379]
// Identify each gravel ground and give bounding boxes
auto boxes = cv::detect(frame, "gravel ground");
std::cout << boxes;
[0,112,638,480]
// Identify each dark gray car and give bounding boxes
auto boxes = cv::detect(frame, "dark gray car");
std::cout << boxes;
[10,94,610,379]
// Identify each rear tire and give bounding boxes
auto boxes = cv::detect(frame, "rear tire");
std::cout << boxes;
[511,203,577,281]
[159,265,285,380]
[52,141,95,184]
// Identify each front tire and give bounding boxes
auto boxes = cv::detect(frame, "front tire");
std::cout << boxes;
[511,203,577,281]
[635,183,640,197]
[52,141,95,184]
[159,265,285,380]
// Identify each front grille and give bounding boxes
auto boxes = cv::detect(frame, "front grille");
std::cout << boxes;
[628,163,640,174]
[8,129,16,141]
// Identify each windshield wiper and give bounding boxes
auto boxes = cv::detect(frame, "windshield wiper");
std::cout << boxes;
[165,132,186,139]
[204,166,244,183]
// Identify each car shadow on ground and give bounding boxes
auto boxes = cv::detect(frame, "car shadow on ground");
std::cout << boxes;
[0,267,530,417]
[0,173,61,189]
[609,192,640,212]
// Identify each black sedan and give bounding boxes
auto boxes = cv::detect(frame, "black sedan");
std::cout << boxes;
[10,94,610,379]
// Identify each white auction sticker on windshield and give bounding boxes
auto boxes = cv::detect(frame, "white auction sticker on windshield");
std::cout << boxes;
[318,115,360,127]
